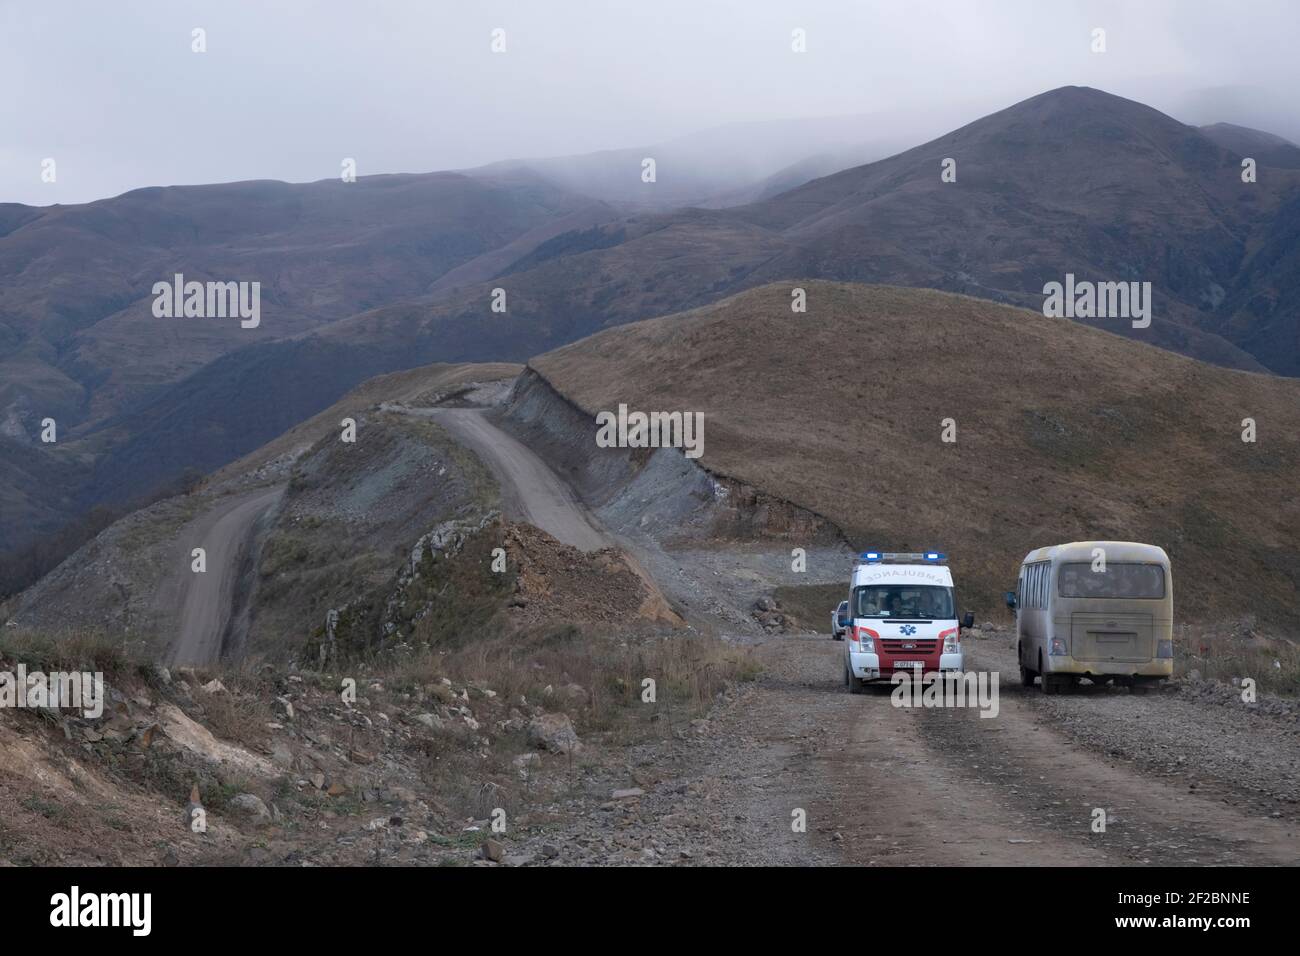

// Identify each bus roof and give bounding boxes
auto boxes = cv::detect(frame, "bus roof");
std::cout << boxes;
[1020,541,1169,566]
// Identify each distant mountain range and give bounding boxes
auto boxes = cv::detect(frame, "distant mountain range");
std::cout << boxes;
[2,86,1298,588]
[314,87,1300,378]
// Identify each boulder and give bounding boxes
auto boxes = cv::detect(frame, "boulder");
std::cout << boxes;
[427,684,456,705]
[555,683,589,709]
[526,713,582,755]
[512,752,542,776]
[229,793,271,825]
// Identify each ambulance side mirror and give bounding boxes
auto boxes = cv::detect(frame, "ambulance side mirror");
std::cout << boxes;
[1004,591,1018,610]
[961,611,975,630]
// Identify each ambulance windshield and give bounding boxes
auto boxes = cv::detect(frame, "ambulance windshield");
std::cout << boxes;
[852,585,954,620]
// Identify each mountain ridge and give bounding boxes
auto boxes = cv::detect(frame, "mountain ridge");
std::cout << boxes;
[4,85,1299,587]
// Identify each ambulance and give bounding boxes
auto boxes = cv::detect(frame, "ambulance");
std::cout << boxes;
[839,551,973,692]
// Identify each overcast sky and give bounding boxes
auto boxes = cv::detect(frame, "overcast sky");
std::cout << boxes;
[2,0,1297,206]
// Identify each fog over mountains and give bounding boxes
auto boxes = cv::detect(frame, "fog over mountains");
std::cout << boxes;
[1,85,1298,591]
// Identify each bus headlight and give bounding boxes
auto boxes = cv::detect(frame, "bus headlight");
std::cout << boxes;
[1156,640,1173,659]
[1049,637,1069,656]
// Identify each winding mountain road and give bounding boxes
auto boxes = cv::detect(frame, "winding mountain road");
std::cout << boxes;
[166,486,283,666]
[392,405,611,552]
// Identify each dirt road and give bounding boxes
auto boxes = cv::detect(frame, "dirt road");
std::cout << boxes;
[392,396,1299,865]
[505,632,1300,865]
[217,397,1293,867]
[397,406,610,552]
[166,487,283,666]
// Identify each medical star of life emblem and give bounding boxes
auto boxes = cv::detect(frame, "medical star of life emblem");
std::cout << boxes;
[900,624,917,636]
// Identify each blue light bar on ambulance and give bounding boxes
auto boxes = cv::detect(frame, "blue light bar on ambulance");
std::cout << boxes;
[859,551,947,564]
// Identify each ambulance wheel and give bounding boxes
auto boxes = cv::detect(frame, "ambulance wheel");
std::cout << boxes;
[845,662,864,695]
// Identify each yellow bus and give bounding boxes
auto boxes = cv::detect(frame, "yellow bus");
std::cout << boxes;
[1005,541,1173,694]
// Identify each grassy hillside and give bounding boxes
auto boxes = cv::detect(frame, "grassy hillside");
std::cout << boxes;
[2,363,521,651]
[532,281,1300,628]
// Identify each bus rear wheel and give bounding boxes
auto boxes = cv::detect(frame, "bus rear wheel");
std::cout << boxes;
[1018,644,1036,687]
[1042,674,1071,695]
[1039,653,1067,695]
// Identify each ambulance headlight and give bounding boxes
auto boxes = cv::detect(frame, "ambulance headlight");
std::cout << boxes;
[853,626,877,652]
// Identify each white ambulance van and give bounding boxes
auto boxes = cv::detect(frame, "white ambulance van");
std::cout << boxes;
[838,552,973,693]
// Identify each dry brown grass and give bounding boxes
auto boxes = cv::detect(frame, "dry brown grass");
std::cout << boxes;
[380,625,757,734]
[774,583,845,631]
[188,663,278,750]
[374,624,758,820]
[1176,623,1300,695]
[534,281,1300,630]
[0,627,151,682]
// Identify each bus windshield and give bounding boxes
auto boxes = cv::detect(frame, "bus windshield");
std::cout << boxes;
[852,585,954,620]
[1058,562,1166,599]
